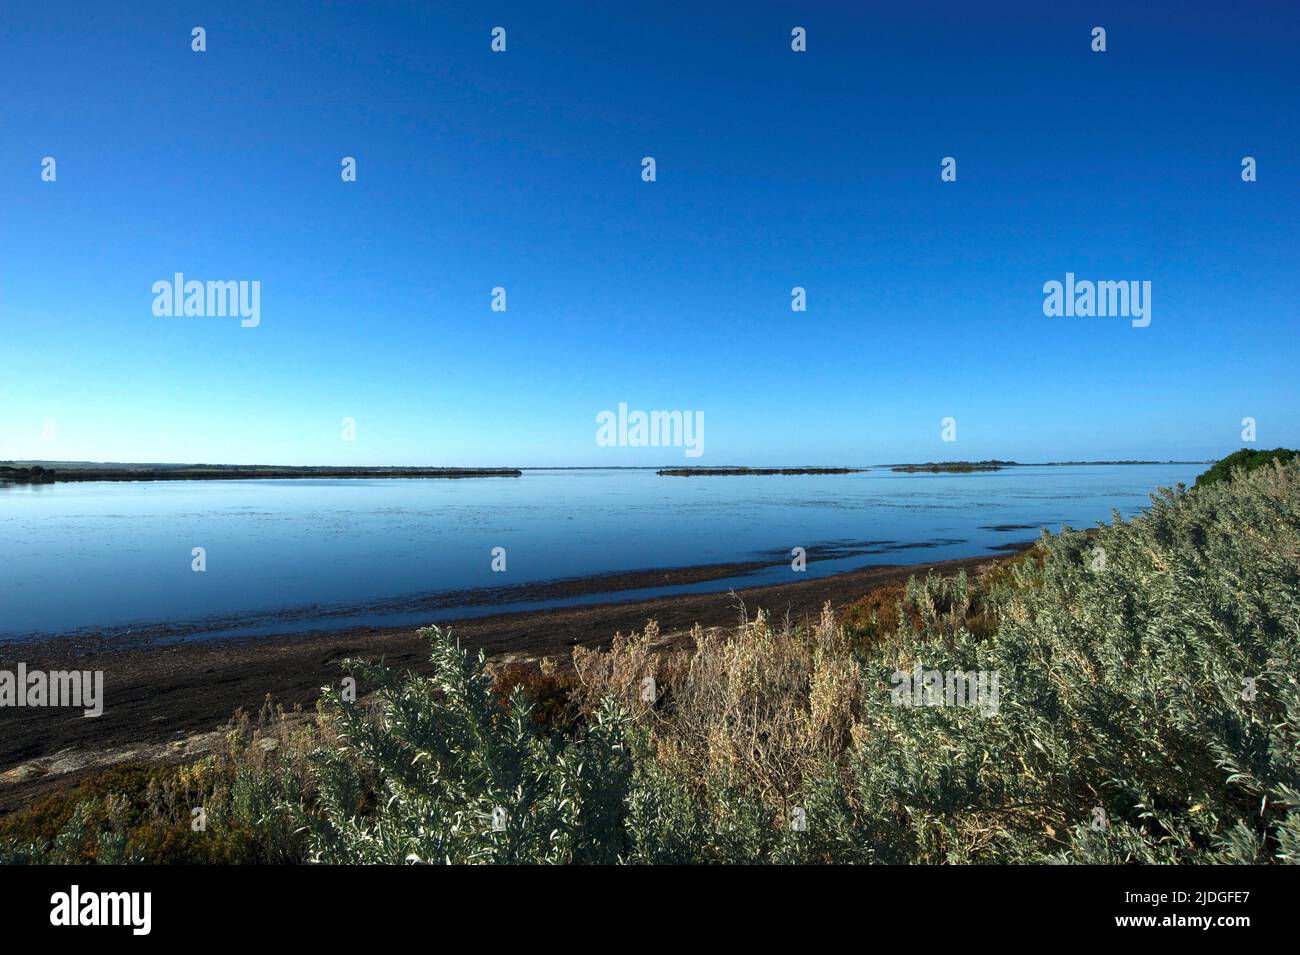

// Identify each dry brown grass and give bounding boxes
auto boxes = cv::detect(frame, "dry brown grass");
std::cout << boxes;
[571,620,689,721]
[573,605,863,810]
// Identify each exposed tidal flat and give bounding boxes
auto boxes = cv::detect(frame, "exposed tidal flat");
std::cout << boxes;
[0,551,1004,808]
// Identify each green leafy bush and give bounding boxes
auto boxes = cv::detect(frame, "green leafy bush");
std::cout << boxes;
[1194,447,1298,489]
[290,638,635,864]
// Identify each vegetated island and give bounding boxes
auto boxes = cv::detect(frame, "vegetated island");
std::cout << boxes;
[889,460,1015,473]
[0,463,521,483]
[656,467,867,477]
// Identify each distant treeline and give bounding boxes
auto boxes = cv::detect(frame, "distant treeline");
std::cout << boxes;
[1034,460,1211,466]
[888,460,1213,472]
[0,465,57,484]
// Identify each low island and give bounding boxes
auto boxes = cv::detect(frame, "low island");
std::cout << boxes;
[656,467,867,477]
[0,463,522,483]
[889,461,1015,473]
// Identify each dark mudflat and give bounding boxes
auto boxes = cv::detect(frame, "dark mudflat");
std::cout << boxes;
[0,551,1015,812]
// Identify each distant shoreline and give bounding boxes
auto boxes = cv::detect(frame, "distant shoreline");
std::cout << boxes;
[657,467,866,476]
[0,459,1215,485]
[0,465,521,484]
[881,459,1211,469]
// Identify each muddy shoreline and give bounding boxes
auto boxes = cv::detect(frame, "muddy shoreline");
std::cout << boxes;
[0,549,1021,811]
[0,541,969,650]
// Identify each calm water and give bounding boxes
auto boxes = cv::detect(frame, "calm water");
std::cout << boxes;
[0,465,1203,642]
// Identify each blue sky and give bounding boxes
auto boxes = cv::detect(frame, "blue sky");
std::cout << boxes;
[1,0,1296,466]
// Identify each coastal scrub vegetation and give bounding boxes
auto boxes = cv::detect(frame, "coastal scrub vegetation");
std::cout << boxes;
[3,459,1298,864]
[1193,447,1298,489]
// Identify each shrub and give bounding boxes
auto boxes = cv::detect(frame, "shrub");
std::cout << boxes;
[486,658,583,733]
[289,637,635,864]
[840,582,909,648]
[0,701,318,864]
[1194,447,1298,489]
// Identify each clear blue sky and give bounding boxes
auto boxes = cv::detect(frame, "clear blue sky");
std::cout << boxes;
[2,1,1296,466]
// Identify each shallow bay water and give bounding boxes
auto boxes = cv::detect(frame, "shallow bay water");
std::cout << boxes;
[0,464,1204,642]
